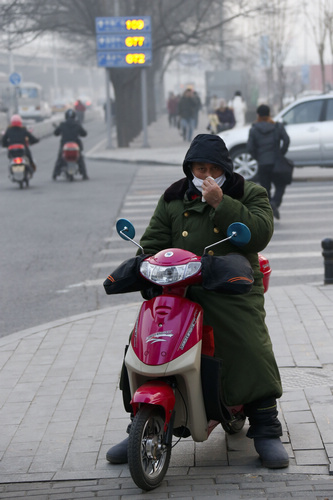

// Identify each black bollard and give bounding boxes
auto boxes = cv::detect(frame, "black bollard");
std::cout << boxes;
[321,238,333,285]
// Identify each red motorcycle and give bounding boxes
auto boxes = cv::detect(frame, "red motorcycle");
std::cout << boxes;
[104,219,271,491]
[7,143,33,189]
[60,142,80,181]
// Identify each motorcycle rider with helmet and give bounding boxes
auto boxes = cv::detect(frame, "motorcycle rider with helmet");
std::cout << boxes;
[52,108,89,180]
[2,114,39,174]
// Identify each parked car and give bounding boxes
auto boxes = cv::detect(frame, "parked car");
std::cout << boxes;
[218,93,333,180]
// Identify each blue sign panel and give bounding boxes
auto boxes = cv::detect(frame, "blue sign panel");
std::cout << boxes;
[97,51,152,68]
[96,16,151,34]
[96,33,152,51]
[9,72,21,85]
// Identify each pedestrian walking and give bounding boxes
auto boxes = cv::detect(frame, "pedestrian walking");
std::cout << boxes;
[229,90,247,127]
[167,92,179,127]
[247,104,290,220]
[178,88,198,142]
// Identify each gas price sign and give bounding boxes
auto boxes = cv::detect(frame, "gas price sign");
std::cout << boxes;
[95,16,152,68]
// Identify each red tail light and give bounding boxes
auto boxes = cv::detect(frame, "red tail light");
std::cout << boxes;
[258,253,271,293]
[13,157,23,164]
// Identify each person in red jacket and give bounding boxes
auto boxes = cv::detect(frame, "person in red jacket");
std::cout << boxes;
[74,99,86,124]
[2,114,39,173]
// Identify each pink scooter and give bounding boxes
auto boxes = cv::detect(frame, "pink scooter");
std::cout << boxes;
[104,219,271,491]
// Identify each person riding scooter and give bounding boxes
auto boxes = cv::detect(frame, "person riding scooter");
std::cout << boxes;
[52,108,89,180]
[2,114,39,174]
[106,133,289,470]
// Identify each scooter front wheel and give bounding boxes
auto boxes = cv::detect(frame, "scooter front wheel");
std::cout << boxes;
[128,405,171,491]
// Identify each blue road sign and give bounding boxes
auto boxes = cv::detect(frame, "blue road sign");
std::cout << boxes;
[97,51,152,68]
[96,33,152,51]
[9,72,21,85]
[96,16,151,34]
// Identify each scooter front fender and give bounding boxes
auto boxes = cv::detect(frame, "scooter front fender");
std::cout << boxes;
[131,380,175,428]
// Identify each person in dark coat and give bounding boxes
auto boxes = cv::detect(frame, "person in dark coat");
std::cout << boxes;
[167,92,178,127]
[106,133,289,470]
[2,114,39,172]
[52,109,89,180]
[178,88,197,141]
[247,104,290,219]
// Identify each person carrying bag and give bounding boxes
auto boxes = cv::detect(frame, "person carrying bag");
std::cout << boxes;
[247,104,291,220]
[272,133,294,186]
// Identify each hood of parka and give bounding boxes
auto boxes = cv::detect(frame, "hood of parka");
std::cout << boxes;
[183,133,234,179]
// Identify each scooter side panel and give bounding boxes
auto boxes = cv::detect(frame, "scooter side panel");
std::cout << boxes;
[132,295,203,366]
[125,342,209,442]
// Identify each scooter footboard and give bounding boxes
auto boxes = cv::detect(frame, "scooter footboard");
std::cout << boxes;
[201,355,231,423]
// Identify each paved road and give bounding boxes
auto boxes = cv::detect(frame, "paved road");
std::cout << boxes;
[0,116,137,337]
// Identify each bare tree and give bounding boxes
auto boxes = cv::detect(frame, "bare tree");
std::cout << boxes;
[306,0,328,92]
[1,0,266,146]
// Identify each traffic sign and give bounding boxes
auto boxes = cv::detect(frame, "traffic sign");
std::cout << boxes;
[95,16,152,68]
[97,51,153,68]
[96,16,152,33]
[9,72,21,85]
[96,33,152,51]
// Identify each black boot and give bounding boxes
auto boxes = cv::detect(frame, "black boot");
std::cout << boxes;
[106,422,131,464]
[245,398,289,469]
[106,437,128,464]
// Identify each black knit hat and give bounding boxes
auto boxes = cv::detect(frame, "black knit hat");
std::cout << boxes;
[256,104,270,117]
[183,134,234,179]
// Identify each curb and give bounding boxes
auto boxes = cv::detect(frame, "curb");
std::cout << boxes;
[0,302,141,347]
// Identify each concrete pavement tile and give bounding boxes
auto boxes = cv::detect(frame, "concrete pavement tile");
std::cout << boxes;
[0,401,31,424]
[280,398,310,412]
[305,385,333,402]
[0,472,54,482]
[288,422,324,450]
[277,356,295,367]
[308,405,333,444]
[283,410,314,424]
[294,449,329,465]
[280,389,308,402]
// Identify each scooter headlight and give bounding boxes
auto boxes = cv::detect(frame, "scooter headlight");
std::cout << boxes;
[140,261,201,285]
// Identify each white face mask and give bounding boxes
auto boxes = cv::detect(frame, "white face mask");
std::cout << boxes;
[192,173,226,201]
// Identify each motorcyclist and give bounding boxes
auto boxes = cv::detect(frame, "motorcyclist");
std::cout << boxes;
[52,108,89,180]
[106,133,289,470]
[1,114,39,174]
[74,99,86,124]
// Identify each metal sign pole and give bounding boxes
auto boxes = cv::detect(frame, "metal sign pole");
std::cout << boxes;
[141,67,150,148]
[105,68,113,149]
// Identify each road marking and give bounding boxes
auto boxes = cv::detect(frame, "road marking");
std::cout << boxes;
[271,268,323,277]
[265,251,321,258]
[56,279,103,293]
[92,260,124,269]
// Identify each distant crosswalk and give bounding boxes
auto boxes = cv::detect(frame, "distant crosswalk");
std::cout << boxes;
[56,167,333,293]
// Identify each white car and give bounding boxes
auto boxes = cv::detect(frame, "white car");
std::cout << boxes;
[218,93,333,180]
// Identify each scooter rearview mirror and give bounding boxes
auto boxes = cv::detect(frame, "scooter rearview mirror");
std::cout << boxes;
[227,222,251,247]
[116,218,136,241]
[116,218,144,253]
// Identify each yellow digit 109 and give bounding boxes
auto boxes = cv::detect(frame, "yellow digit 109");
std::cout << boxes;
[125,53,146,64]
[126,19,144,30]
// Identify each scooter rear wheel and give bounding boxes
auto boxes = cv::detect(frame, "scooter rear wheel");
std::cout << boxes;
[128,405,171,491]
